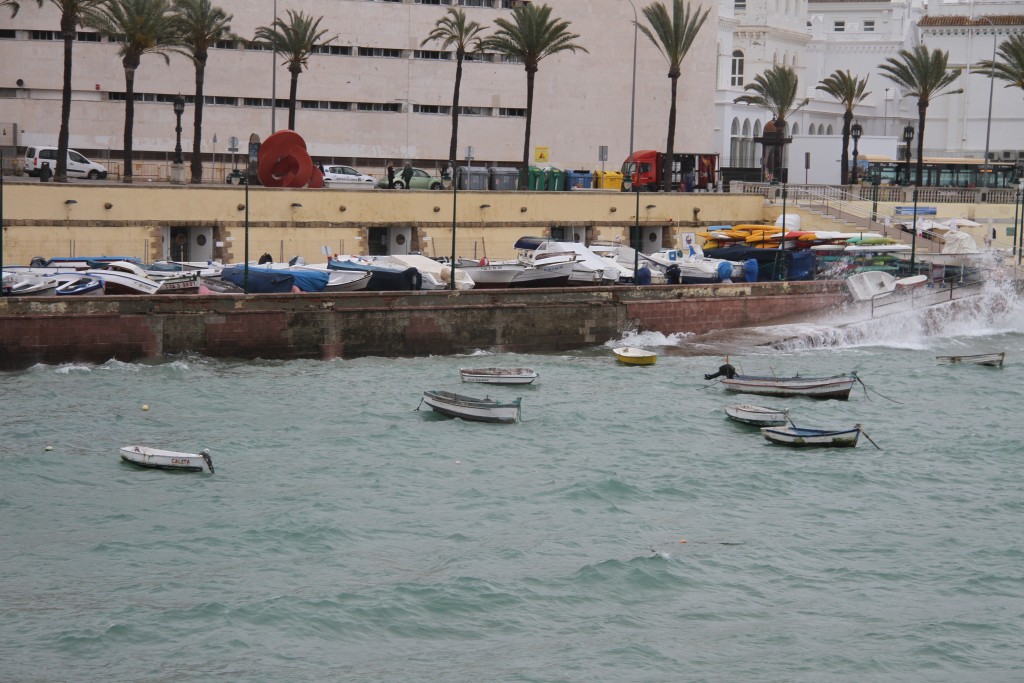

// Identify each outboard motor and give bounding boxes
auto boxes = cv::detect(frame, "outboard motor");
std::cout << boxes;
[665,264,681,285]
[717,261,733,283]
[704,363,737,380]
[258,252,273,265]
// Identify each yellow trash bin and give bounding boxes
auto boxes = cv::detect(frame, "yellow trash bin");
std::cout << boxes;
[596,170,623,190]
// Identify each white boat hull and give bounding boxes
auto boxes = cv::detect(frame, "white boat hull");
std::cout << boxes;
[120,445,214,472]
[422,391,522,423]
[460,367,538,384]
[761,426,861,447]
[722,374,856,400]
[936,352,1004,367]
[724,403,789,427]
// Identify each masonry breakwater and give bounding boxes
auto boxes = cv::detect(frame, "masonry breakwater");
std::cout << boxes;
[0,281,843,371]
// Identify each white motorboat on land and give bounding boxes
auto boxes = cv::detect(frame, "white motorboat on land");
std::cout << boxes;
[54,274,104,296]
[647,248,743,283]
[761,425,862,447]
[509,259,576,288]
[87,261,163,295]
[724,403,790,427]
[456,258,526,289]
[377,254,475,290]
[119,445,215,472]
[460,367,539,384]
[420,390,522,423]
[3,273,59,296]
[514,237,618,285]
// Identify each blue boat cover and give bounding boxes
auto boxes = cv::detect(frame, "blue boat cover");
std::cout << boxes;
[233,266,327,292]
[220,266,296,293]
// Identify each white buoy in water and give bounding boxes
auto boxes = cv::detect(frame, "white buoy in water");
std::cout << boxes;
[44,446,53,451]
[142,404,149,411]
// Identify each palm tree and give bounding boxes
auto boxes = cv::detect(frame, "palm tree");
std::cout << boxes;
[421,7,487,164]
[734,64,808,182]
[481,3,587,189]
[253,9,333,131]
[170,0,233,184]
[637,0,711,192]
[878,45,962,186]
[2,0,105,183]
[816,70,870,185]
[974,32,1024,96]
[85,0,178,183]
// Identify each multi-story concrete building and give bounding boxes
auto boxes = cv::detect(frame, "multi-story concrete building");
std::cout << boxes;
[0,0,1020,183]
[0,0,717,177]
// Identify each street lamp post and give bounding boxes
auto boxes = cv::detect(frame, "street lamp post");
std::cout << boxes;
[448,160,458,290]
[850,121,862,186]
[903,124,920,275]
[0,149,5,295]
[902,124,914,187]
[270,0,278,133]
[173,96,185,164]
[624,0,641,283]
[976,17,997,189]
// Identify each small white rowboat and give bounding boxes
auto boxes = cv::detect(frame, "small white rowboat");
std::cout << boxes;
[721,373,857,400]
[760,425,861,448]
[120,445,214,473]
[724,403,790,427]
[460,367,539,384]
[936,351,1004,367]
[421,390,522,424]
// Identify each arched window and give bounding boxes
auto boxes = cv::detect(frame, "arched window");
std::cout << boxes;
[751,120,762,168]
[773,51,778,65]
[791,122,800,135]
[826,124,834,135]
[731,50,745,86]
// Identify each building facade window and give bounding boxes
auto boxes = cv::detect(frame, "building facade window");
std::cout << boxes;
[730,50,744,86]
[414,50,451,60]
[358,47,402,58]
[864,20,875,32]
[833,20,845,32]
[313,45,352,56]
[413,104,451,114]
[498,107,526,117]
[356,102,401,112]
[735,0,746,11]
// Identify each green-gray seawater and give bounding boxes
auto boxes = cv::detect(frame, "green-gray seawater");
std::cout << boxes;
[2,284,1023,682]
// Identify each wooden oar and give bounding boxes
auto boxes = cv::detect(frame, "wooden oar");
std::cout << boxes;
[856,423,882,450]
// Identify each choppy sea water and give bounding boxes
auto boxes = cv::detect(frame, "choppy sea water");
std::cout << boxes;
[2,283,1024,683]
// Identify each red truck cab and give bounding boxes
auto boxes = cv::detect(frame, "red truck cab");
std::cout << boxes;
[622,150,718,192]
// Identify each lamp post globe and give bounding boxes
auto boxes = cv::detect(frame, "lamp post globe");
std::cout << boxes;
[850,121,862,186]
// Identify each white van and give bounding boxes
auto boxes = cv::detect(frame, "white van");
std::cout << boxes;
[23,146,108,179]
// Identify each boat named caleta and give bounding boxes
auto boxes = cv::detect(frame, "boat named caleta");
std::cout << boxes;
[120,445,215,472]
[421,390,522,424]
[705,363,857,400]
[460,367,539,384]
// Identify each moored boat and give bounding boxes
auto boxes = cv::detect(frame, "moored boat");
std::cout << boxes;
[724,403,790,427]
[119,445,215,472]
[720,373,857,400]
[760,425,861,447]
[421,390,522,423]
[459,367,538,384]
[936,351,1004,367]
[613,347,657,366]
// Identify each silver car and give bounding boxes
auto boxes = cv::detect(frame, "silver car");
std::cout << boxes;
[322,164,375,185]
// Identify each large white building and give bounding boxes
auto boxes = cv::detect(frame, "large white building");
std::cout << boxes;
[0,0,1021,182]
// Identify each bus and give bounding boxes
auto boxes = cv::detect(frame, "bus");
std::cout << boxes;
[860,155,1021,188]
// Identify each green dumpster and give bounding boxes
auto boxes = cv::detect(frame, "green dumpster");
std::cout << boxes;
[548,167,565,191]
[524,166,546,191]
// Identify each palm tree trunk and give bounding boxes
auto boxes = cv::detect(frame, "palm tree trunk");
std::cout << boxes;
[288,68,299,130]
[521,67,536,190]
[191,57,207,184]
[664,73,679,192]
[840,109,852,185]
[916,102,927,187]
[123,64,136,184]
[56,13,75,184]
[449,54,464,163]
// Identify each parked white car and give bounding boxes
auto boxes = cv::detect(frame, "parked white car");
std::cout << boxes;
[23,146,108,179]
[322,164,375,185]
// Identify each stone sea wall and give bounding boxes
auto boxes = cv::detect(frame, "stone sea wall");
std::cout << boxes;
[0,282,844,371]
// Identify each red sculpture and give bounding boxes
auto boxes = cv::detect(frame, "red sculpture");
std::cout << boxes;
[256,130,324,188]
